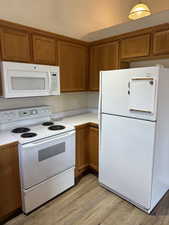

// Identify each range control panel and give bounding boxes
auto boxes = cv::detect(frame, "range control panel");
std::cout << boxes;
[0,106,51,123]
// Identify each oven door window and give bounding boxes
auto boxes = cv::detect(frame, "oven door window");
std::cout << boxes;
[38,142,65,162]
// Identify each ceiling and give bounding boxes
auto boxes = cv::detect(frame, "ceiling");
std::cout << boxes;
[0,0,169,41]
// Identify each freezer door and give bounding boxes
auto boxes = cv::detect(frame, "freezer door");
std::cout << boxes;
[129,77,156,113]
[101,67,159,121]
[99,114,155,209]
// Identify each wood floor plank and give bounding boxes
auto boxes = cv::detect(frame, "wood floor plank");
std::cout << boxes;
[5,174,169,225]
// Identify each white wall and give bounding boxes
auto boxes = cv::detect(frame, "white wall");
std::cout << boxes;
[0,0,168,41]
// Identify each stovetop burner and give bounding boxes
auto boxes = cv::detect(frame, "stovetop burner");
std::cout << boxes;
[12,127,30,133]
[21,132,37,138]
[42,122,54,126]
[48,125,65,131]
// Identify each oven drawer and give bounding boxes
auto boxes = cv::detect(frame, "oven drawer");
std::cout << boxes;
[19,131,75,189]
[22,167,75,214]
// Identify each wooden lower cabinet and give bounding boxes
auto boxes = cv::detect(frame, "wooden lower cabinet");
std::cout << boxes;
[75,123,99,178]
[75,124,89,177]
[88,126,99,171]
[0,142,21,222]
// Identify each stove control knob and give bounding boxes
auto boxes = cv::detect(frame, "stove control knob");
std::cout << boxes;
[31,110,37,115]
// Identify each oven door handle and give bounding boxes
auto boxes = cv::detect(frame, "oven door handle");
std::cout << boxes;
[23,130,75,148]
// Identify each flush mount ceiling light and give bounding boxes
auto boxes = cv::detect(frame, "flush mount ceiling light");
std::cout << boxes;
[128,2,151,20]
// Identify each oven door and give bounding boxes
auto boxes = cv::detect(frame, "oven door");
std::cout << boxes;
[19,131,75,189]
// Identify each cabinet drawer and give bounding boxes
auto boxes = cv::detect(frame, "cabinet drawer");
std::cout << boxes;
[1,28,31,62]
[153,30,169,55]
[120,34,150,59]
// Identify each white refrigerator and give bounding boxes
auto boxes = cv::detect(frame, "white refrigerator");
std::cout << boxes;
[99,66,169,213]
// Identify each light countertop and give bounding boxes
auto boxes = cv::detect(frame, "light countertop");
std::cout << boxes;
[62,112,99,127]
[0,112,98,146]
[0,131,18,146]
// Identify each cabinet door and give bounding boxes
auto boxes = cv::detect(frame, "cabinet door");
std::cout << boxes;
[153,30,169,55]
[120,34,150,59]
[89,41,119,91]
[88,127,99,172]
[1,28,31,62]
[58,41,88,92]
[75,125,88,177]
[32,34,57,65]
[0,142,21,220]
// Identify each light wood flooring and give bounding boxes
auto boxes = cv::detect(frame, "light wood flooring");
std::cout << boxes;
[5,174,169,225]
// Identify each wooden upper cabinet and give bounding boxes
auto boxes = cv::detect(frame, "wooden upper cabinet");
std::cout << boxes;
[153,30,169,55]
[0,142,21,221]
[58,41,88,92]
[89,41,119,91]
[120,34,150,59]
[32,34,57,65]
[0,28,31,62]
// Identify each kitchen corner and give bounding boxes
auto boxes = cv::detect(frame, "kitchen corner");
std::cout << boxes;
[2,3,169,224]
[53,109,98,127]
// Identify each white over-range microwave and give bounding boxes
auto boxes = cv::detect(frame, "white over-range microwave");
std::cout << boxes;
[1,61,60,98]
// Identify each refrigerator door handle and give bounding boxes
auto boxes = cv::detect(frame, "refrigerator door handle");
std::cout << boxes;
[128,81,130,95]
[98,72,102,122]
[130,108,152,113]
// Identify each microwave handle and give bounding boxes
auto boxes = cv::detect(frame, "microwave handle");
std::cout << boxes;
[48,72,52,93]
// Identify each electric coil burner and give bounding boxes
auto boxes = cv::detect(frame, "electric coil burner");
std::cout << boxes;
[42,122,54,126]
[21,132,37,138]
[48,125,65,131]
[12,127,30,133]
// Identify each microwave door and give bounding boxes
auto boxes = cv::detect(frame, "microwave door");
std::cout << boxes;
[4,70,50,98]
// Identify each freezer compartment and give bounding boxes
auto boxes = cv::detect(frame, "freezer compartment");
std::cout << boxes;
[101,67,159,121]
[129,77,156,113]
[99,113,156,209]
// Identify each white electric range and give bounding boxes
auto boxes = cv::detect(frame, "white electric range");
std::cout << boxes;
[0,106,75,214]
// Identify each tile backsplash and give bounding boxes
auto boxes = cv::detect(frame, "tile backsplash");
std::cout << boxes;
[130,59,169,68]
[0,92,88,112]
[0,92,99,112]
